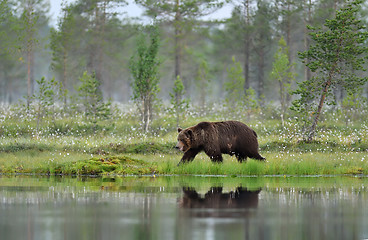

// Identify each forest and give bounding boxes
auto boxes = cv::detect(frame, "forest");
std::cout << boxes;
[0,0,367,105]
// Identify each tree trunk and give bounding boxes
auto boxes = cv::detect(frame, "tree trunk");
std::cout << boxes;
[257,48,265,105]
[63,49,68,107]
[27,48,32,108]
[174,0,181,80]
[143,97,150,132]
[307,80,331,142]
[7,79,13,104]
[285,1,293,105]
[25,0,34,109]
[97,1,106,98]
[174,0,182,116]
[279,77,285,127]
[30,49,34,96]
[303,0,312,83]
[243,0,251,91]
[244,42,250,90]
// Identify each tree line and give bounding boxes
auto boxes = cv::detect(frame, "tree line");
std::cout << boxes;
[1,0,368,139]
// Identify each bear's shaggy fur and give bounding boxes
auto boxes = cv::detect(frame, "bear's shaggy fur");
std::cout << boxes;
[176,121,265,165]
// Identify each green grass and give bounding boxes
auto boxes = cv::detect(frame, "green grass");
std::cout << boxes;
[0,150,90,174]
[134,151,367,176]
[1,105,368,176]
[1,135,367,176]
[0,149,367,176]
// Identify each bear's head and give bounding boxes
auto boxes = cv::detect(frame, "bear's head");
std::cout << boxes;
[176,128,193,152]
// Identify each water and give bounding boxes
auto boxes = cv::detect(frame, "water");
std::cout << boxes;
[0,175,368,240]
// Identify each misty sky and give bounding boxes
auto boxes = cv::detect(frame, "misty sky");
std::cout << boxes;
[49,0,233,26]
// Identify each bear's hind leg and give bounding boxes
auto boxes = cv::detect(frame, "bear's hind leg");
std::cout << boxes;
[236,154,247,163]
[206,151,223,163]
[210,154,223,163]
[204,147,223,163]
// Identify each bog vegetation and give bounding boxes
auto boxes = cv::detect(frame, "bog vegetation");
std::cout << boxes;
[0,99,367,176]
[1,0,368,175]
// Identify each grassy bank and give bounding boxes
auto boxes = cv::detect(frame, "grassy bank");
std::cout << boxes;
[1,104,368,176]
[0,140,367,176]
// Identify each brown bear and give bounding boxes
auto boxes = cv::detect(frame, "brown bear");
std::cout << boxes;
[176,121,265,165]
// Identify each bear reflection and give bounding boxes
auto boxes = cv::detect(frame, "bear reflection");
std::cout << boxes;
[179,187,261,218]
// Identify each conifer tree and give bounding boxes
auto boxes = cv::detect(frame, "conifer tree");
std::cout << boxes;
[77,71,111,130]
[293,0,368,141]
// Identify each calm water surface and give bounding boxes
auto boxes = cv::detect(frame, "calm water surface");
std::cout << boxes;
[0,175,367,240]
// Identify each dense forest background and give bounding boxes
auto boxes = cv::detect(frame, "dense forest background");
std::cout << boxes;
[1,0,368,110]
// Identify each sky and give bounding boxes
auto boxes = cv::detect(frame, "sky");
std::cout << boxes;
[49,0,143,25]
[48,0,234,26]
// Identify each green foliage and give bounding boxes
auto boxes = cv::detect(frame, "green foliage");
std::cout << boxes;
[135,0,225,19]
[341,90,367,126]
[77,71,112,128]
[170,75,189,128]
[293,0,368,141]
[224,56,258,118]
[129,25,161,132]
[224,56,244,104]
[18,1,39,49]
[270,37,294,125]
[49,3,74,105]
[32,77,66,132]
[0,0,14,54]
[15,0,50,107]
[195,58,211,111]
[243,87,259,112]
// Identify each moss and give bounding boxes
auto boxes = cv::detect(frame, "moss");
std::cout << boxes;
[344,167,364,175]
[52,156,156,176]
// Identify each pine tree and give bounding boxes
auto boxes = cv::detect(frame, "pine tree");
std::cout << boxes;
[33,77,66,132]
[77,71,111,130]
[293,0,368,141]
[135,0,224,82]
[50,2,73,107]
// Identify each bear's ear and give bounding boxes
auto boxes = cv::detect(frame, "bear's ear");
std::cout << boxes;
[177,128,183,133]
[187,129,193,139]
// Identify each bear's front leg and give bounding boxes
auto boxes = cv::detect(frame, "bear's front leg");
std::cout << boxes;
[178,149,200,166]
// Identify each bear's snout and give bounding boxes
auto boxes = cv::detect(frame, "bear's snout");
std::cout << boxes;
[176,141,185,152]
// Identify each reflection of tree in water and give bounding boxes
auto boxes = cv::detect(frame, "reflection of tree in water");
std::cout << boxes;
[179,187,261,218]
